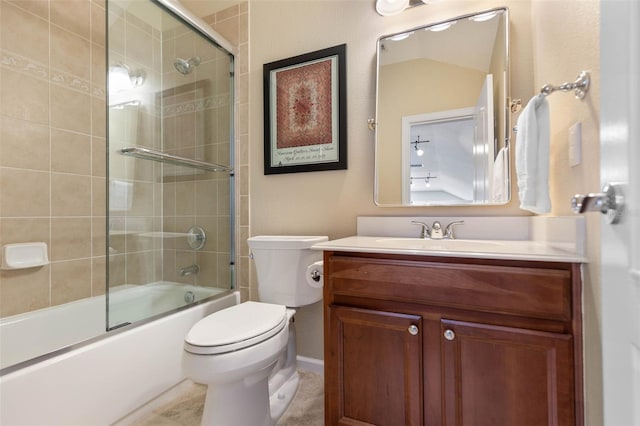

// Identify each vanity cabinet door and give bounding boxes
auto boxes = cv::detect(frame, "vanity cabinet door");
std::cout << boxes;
[440,319,575,426]
[326,305,423,426]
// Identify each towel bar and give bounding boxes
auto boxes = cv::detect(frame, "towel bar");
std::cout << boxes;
[540,71,590,100]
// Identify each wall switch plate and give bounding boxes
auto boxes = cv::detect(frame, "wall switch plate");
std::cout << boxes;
[569,122,582,167]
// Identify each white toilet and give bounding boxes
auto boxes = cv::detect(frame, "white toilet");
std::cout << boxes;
[182,235,327,426]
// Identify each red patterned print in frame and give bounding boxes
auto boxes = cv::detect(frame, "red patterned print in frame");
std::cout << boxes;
[276,59,333,149]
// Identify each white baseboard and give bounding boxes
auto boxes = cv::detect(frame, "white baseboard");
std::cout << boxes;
[296,355,324,375]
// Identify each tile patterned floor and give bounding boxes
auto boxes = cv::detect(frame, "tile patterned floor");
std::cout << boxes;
[130,371,324,426]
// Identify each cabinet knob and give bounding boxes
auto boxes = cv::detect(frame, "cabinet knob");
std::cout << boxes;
[408,325,419,336]
[443,329,455,341]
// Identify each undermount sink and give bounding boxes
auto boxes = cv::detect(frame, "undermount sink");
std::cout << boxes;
[373,238,505,252]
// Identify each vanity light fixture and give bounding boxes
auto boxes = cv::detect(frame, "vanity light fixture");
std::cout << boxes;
[375,0,437,17]
[468,10,499,22]
[375,0,409,16]
[427,21,456,32]
[389,31,414,41]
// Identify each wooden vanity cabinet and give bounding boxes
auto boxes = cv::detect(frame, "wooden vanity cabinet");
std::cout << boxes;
[323,251,583,426]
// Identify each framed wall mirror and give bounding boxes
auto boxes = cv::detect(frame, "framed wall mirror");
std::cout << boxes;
[374,8,511,206]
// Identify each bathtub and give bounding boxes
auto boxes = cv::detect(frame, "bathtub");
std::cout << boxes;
[0,283,239,426]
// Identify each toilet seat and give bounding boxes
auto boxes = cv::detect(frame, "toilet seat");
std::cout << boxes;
[184,301,287,355]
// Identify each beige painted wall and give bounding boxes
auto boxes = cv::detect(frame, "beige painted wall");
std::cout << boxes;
[531,2,601,424]
[250,0,602,423]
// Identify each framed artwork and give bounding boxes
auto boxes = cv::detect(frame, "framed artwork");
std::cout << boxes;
[263,44,347,174]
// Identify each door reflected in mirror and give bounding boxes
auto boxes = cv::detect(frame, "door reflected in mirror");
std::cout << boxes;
[375,8,510,206]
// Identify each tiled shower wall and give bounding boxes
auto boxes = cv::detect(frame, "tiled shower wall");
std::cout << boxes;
[201,3,251,302]
[0,0,249,318]
[0,0,107,317]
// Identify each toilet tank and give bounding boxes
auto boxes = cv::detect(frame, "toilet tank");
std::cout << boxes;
[247,236,328,307]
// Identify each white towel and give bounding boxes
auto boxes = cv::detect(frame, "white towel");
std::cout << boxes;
[515,94,551,214]
[492,146,509,203]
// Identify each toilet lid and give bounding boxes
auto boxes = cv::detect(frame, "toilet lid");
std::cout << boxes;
[184,301,287,355]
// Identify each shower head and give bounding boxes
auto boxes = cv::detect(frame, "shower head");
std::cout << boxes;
[174,56,201,75]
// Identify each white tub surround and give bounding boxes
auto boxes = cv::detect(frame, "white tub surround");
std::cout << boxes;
[312,216,586,263]
[0,291,239,426]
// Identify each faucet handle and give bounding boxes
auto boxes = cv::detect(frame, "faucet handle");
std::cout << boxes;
[411,221,430,239]
[430,221,443,239]
[444,221,465,239]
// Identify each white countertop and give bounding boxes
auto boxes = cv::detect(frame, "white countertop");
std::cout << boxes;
[312,236,587,263]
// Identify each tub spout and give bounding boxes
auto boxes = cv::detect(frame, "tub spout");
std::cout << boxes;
[180,264,200,276]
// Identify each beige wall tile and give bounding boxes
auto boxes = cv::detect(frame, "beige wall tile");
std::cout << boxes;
[239,194,248,227]
[175,181,196,216]
[1,2,50,64]
[161,249,176,283]
[0,168,50,217]
[92,255,106,295]
[216,216,231,252]
[51,217,92,261]
[239,12,248,44]
[216,252,231,288]
[125,22,153,68]
[0,218,51,255]
[92,177,106,216]
[195,251,217,287]
[51,259,92,305]
[213,16,239,47]
[51,85,91,134]
[195,180,217,216]
[216,5,238,22]
[91,43,106,90]
[0,69,50,125]
[92,96,106,137]
[239,43,248,75]
[92,137,106,177]
[51,129,91,175]
[108,11,125,55]
[126,251,156,284]
[0,266,50,317]
[129,181,155,217]
[51,0,91,40]
[51,173,92,216]
[91,2,106,47]
[0,116,50,171]
[92,216,106,256]
[7,0,49,20]
[51,24,91,81]
[108,253,126,288]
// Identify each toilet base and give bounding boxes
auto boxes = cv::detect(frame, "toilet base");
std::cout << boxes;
[201,365,275,426]
[269,366,300,421]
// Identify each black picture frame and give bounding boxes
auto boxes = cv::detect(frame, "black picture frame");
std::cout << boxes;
[263,44,347,175]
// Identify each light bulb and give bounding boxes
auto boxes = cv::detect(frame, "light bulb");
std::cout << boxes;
[416,148,424,157]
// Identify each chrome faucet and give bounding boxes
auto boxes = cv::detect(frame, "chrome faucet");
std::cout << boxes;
[180,264,200,276]
[411,220,465,240]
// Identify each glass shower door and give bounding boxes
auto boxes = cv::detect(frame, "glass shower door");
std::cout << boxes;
[106,0,234,329]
